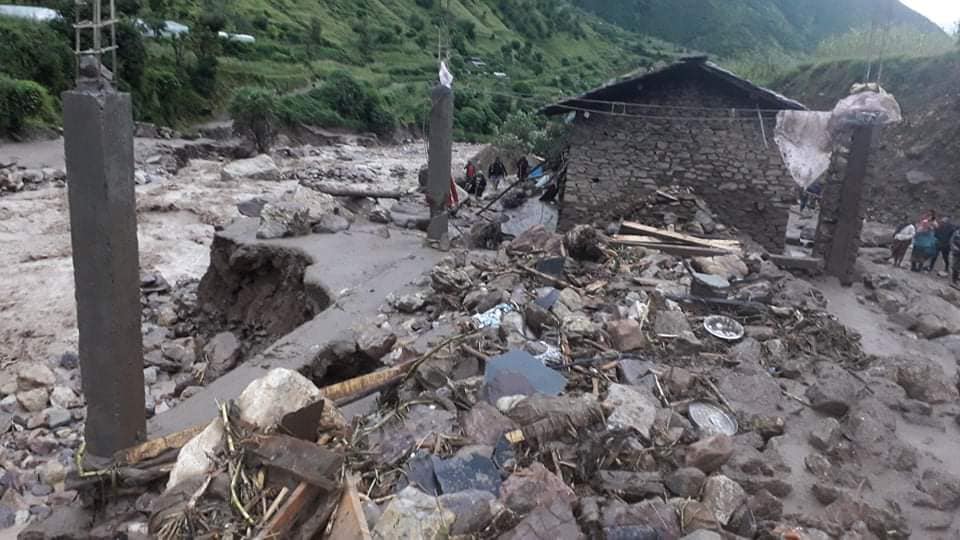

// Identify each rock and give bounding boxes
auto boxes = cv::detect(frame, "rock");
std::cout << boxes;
[665,467,706,498]
[604,383,657,438]
[499,462,577,515]
[524,303,554,335]
[17,363,56,391]
[356,330,397,361]
[39,461,67,485]
[916,468,960,510]
[727,337,763,368]
[42,407,72,428]
[0,170,24,192]
[438,490,499,536]
[904,295,960,338]
[312,213,351,234]
[18,506,93,539]
[679,500,720,532]
[372,486,455,540]
[602,499,680,538]
[561,314,598,339]
[557,288,584,312]
[433,452,501,496]
[564,225,606,262]
[221,154,279,181]
[161,338,196,366]
[654,310,701,347]
[896,360,959,404]
[506,225,564,257]
[805,363,863,417]
[701,474,747,525]
[367,405,457,464]
[143,367,159,386]
[237,197,267,217]
[151,381,177,400]
[236,368,323,429]
[499,499,584,540]
[257,201,312,239]
[461,402,517,446]
[598,470,664,500]
[17,388,49,413]
[809,417,841,451]
[387,292,427,313]
[685,434,733,473]
[680,532,722,540]
[202,332,242,381]
[606,319,645,352]
[48,387,81,409]
[905,170,934,185]
[693,255,749,280]
[748,489,783,521]
[617,358,656,386]
[823,495,909,539]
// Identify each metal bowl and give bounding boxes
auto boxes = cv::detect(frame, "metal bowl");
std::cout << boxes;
[703,315,745,341]
[688,400,738,437]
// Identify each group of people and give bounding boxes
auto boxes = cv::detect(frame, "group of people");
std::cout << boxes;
[462,156,528,198]
[891,210,960,284]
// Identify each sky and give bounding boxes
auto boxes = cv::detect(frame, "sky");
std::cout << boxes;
[900,0,960,31]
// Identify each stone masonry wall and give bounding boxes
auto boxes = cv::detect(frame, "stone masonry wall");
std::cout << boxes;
[559,76,797,252]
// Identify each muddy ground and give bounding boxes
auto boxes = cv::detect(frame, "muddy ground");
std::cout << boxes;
[0,136,483,366]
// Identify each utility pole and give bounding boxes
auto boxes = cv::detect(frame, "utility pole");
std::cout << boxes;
[64,0,145,459]
[426,67,454,248]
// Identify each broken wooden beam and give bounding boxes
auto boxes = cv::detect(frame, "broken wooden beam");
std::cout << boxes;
[611,235,733,257]
[619,221,740,250]
[327,474,372,540]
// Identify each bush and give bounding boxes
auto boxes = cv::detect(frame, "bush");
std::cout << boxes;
[229,86,277,153]
[0,77,50,134]
[314,71,396,135]
[0,18,72,95]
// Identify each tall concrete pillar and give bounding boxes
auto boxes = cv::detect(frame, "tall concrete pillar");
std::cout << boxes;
[427,84,454,242]
[63,89,145,458]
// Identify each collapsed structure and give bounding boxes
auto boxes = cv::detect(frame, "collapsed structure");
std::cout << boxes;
[544,57,806,252]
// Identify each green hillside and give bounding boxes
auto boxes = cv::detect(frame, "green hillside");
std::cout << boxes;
[0,0,684,138]
[571,0,947,57]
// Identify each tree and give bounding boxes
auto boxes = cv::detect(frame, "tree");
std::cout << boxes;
[305,16,323,57]
[229,87,278,153]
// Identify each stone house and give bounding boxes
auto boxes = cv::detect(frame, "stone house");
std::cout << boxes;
[543,56,806,252]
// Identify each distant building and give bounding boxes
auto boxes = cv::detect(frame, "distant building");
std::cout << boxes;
[0,4,60,21]
[543,56,807,251]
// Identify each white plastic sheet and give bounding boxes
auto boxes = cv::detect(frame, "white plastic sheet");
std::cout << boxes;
[439,61,454,88]
[774,111,833,189]
[775,86,902,189]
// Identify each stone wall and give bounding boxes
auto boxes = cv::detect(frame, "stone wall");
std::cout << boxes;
[559,76,797,252]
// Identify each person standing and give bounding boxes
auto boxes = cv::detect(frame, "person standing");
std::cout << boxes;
[516,156,529,183]
[488,157,506,192]
[912,220,938,272]
[951,228,960,285]
[932,218,957,273]
[890,221,915,268]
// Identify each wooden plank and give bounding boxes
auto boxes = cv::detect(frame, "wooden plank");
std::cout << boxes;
[255,481,321,540]
[326,474,372,540]
[113,424,205,466]
[619,221,739,250]
[611,236,732,257]
[245,434,343,492]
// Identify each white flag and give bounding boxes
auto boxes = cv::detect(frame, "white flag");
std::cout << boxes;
[439,61,453,88]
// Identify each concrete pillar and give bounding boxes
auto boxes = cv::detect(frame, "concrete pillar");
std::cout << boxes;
[427,84,454,243]
[819,125,874,285]
[63,89,145,458]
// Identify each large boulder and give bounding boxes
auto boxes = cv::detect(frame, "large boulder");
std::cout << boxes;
[257,202,312,239]
[903,295,960,338]
[221,154,280,181]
